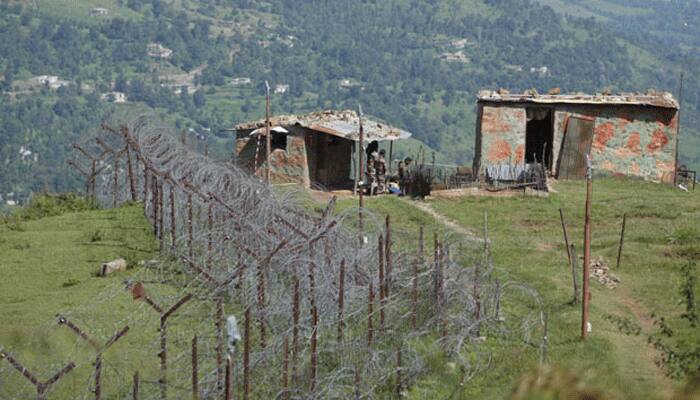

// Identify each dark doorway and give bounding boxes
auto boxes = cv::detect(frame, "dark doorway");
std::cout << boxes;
[525,108,553,169]
[271,131,287,151]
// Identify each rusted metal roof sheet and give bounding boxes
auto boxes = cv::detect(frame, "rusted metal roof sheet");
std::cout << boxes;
[477,90,679,109]
[235,110,412,142]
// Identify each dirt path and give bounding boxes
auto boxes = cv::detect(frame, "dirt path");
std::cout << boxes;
[612,285,675,397]
[403,198,480,239]
[402,196,674,397]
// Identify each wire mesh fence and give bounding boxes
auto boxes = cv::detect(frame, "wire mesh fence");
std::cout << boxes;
[0,115,545,399]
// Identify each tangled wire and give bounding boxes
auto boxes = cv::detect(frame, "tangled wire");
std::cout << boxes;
[0,115,545,399]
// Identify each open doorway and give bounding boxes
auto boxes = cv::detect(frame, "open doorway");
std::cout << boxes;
[525,108,553,169]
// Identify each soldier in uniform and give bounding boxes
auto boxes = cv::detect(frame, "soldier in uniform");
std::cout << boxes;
[398,157,412,196]
[366,151,378,195]
[375,149,387,194]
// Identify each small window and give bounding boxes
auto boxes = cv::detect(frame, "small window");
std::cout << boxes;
[271,132,287,151]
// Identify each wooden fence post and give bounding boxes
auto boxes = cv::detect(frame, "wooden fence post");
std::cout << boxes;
[378,233,385,330]
[244,307,251,400]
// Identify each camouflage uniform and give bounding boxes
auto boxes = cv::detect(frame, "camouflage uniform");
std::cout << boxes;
[375,153,387,194]
[366,153,377,195]
[398,158,412,196]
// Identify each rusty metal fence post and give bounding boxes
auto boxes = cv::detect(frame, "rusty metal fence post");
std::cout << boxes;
[616,213,627,269]
[0,349,75,400]
[56,315,129,400]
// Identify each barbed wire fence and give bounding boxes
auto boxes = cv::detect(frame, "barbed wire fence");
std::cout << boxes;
[0,115,545,399]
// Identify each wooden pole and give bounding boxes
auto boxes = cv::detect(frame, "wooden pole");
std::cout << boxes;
[310,305,318,392]
[378,233,385,330]
[358,105,364,232]
[207,203,213,268]
[243,307,251,400]
[187,194,193,261]
[216,297,225,393]
[123,127,137,202]
[367,281,374,348]
[257,260,267,349]
[388,140,394,173]
[170,185,176,249]
[192,336,198,400]
[616,213,627,269]
[337,259,345,345]
[412,226,424,330]
[143,165,149,206]
[559,208,572,268]
[158,181,164,252]
[385,215,392,297]
[265,81,271,184]
[292,267,300,381]
[112,157,119,208]
[282,336,289,400]
[133,372,139,400]
[581,156,593,340]
[433,233,440,305]
[225,357,232,400]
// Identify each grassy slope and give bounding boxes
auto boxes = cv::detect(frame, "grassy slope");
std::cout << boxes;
[0,205,155,333]
[0,205,191,398]
[427,178,700,398]
[1,179,699,398]
[334,178,700,398]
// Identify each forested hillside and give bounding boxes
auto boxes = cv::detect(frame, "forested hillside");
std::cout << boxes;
[0,0,697,202]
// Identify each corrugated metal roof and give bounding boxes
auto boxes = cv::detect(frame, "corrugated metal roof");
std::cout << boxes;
[477,90,679,109]
[235,110,412,142]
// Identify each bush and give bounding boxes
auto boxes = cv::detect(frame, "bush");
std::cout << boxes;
[16,193,98,221]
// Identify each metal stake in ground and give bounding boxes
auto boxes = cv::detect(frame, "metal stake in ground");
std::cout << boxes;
[559,208,572,269]
[570,244,579,304]
[0,349,75,400]
[616,213,627,269]
[385,215,393,297]
[191,335,198,400]
[132,372,139,400]
[337,259,346,346]
[127,282,193,400]
[581,155,593,340]
[56,315,129,400]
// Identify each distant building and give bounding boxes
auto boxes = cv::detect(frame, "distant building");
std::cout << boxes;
[234,110,411,189]
[274,84,289,94]
[101,91,128,103]
[147,43,173,59]
[473,90,680,183]
[230,77,252,86]
[90,8,109,17]
[440,51,470,64]
[33,75,70,89]
[530,66,549,77]
[448,38,476,49]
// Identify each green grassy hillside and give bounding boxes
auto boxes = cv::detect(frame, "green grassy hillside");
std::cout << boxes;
[1,178,700,398]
